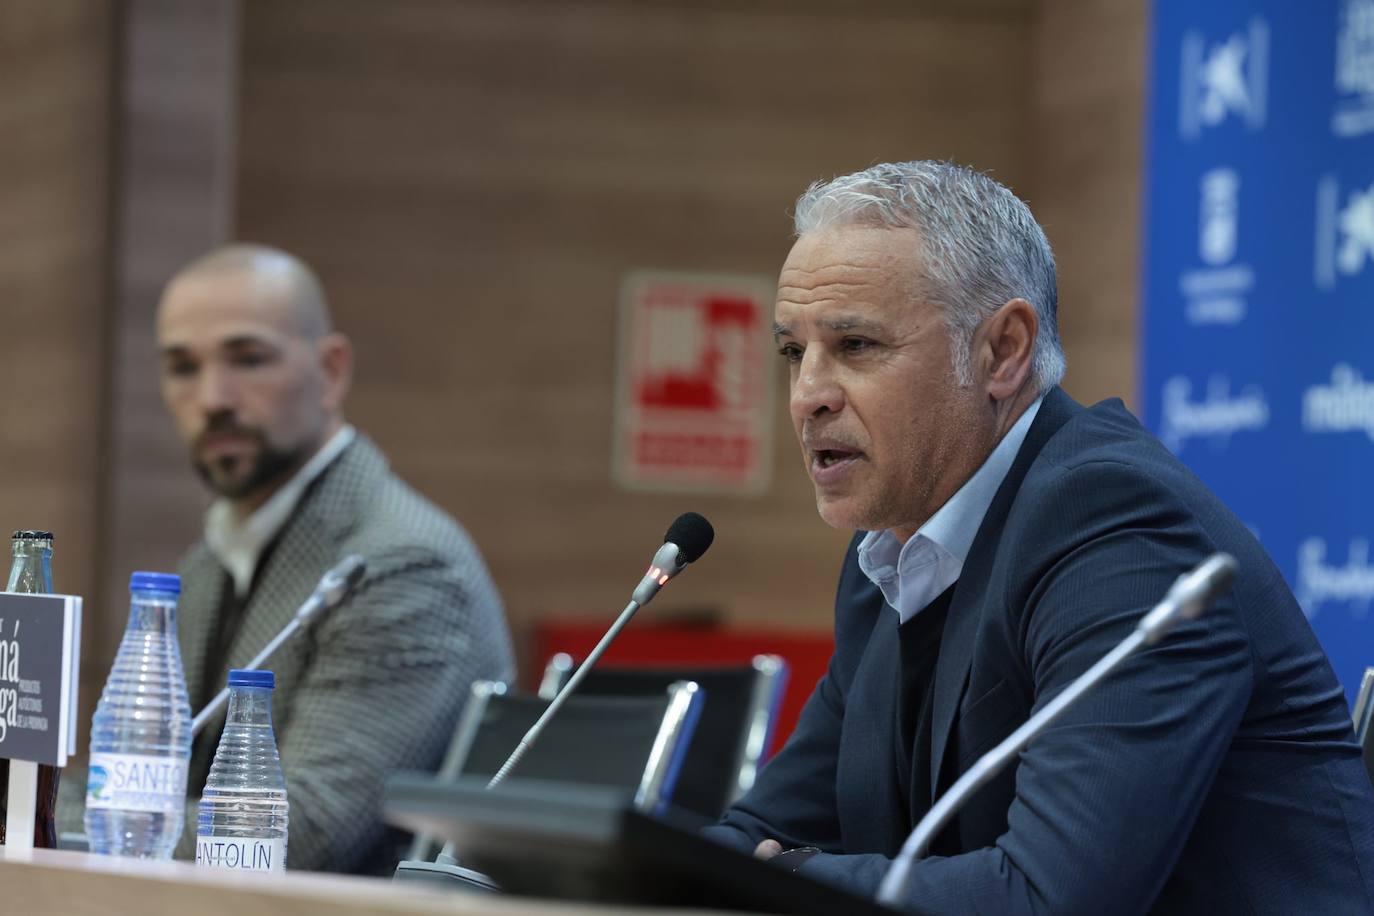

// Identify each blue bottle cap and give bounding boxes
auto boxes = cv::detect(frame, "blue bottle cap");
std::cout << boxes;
[129,571,181,594]
[228,669,275,689]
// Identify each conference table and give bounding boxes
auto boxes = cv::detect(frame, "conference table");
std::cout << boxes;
[0,846,751,916]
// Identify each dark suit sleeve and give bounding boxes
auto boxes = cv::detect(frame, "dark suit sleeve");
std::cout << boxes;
[704,656,849,853]
[793,460,1255,915]
[703,536,873,855]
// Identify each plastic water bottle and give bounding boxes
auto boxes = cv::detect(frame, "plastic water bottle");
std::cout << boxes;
[196,669,288,873]
[84,572,192,858]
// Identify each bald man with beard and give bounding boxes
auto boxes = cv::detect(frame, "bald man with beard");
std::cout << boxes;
[72,245,514,874]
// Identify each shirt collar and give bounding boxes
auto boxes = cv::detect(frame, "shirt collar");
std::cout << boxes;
[919,395,1042,564]
[857,397,1043,621]
[205,424,356,596]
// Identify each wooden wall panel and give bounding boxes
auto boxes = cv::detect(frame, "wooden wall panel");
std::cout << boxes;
[0,2,112,650]
[233,0,1036,666]
[0,0,1151,705]
[1030,0,1149,409]
[94,0,240,731]
[0,0,1154,768]
[101,0,240,610]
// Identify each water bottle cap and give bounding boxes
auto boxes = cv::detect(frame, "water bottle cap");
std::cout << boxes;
[228,669,275,689]
[129,571,181,594]
[12,530,53,541]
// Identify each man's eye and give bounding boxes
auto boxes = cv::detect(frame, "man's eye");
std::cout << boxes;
[165,361,198,378]
[777,344,803,363]
[230,350,271,369]
[840,337,872,354]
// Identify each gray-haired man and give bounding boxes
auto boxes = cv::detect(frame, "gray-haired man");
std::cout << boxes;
[706,161,1374,914]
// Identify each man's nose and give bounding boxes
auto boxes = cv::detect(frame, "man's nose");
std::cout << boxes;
[791,351,844,420]
[197,363,238,413]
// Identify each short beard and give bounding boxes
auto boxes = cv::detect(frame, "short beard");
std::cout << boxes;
[192,417,309,501]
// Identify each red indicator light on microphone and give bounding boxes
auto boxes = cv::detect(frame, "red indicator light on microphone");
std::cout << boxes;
[657,574,669,585]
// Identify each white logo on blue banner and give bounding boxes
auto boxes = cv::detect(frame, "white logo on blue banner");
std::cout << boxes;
[1160,375,1269,452]
[1297,537,1374,621]
[1180,167,1253,325]
[1333,0,1374,137]
[1179,18,1269,139]
[1302,364,1374,439]
[1199,168,1239,264]
[1315,174,1374,289]
[1148,0,1374,701]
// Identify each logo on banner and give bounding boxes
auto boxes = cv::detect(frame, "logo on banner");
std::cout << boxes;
[1179,18,1270,139]
[1297,537,1374,620]
[1159,375,1269,453]
[1333,0,1374,137]
[614,271,774,493]
[1180,168,1253,325]
[1302,364,1374,440]
[1315,174,1374,289]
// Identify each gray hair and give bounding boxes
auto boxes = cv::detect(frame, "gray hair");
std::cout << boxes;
[793,160,1066,393]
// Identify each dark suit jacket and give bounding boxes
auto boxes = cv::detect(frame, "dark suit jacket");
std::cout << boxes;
[709,389,1374,914]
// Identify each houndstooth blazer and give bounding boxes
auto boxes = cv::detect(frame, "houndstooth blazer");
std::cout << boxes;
[172,434,514,873]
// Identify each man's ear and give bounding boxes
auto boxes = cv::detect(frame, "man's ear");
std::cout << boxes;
[979,298,1037,402]
[318,332,354,412]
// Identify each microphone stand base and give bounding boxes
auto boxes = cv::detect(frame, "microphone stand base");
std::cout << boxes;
[392,858,502,893]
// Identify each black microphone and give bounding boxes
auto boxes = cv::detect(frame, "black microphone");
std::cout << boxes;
[632,511,715,605]
[1137,552,1236,642]
[485,513,714,789]
[876,552,1239,906]
[191,554,366,734]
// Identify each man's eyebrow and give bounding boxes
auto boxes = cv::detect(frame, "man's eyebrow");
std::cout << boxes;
[771,316,888,340]
[160,334,283,360]
[160,343,192,360]
[222,334,278,350]
[819,316,887,334]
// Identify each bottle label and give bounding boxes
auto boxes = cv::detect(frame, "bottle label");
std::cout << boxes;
[196,836,286,872]
[85,752,189,814]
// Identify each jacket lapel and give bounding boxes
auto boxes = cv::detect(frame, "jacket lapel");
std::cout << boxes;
[177,547,228,713]
[927,388,1081,803]
[193,440,367,739]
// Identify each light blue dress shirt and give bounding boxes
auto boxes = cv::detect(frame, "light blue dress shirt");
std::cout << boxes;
[857,398,1043,624]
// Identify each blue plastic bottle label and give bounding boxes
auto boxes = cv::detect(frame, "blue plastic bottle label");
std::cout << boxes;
[85,752,189,814]
[196,836,286,872]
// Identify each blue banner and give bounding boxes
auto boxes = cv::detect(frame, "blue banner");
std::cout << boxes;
[1144,0,1374,701]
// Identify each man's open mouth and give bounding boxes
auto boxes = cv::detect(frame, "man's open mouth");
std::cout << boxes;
[815,449,859,468]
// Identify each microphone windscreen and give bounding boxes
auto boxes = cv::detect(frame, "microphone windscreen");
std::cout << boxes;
[339,554,367,589]
[1197,553,1238,604]
[665,512,714,563]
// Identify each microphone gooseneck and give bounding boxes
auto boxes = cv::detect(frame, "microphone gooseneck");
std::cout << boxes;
[190,554,367,735]
[485,513,714,790]
[300,554,367,625]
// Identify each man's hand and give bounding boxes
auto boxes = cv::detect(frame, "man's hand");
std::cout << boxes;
[754,839,784,860]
